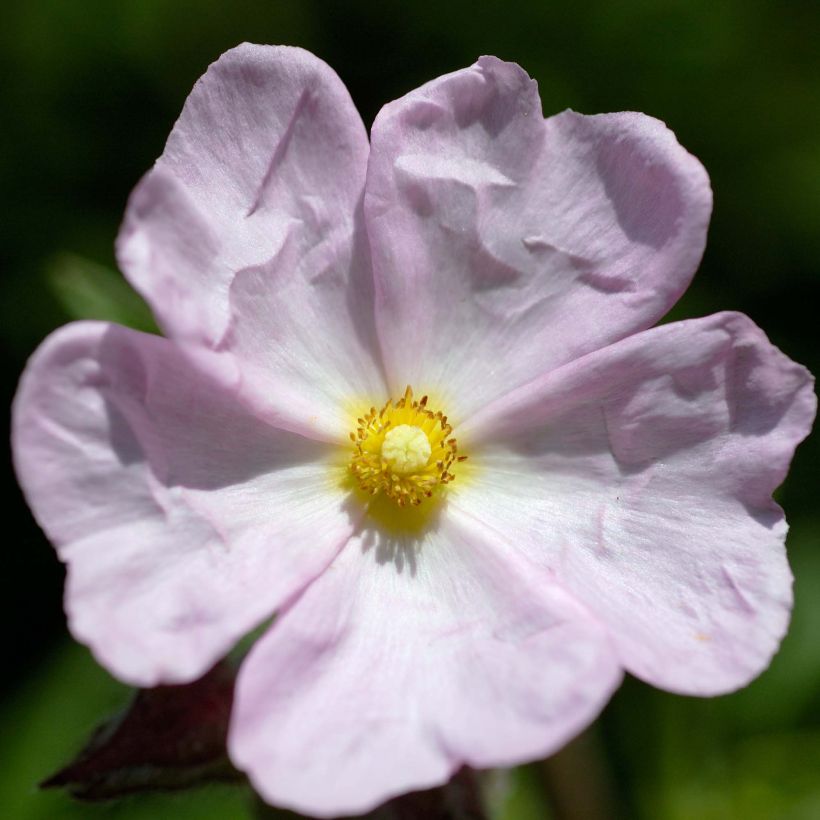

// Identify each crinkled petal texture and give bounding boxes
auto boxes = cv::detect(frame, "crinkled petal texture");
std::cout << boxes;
[12,45,816,819]
[230,511,620,817]
[12,322,357,687]
[117,44,385,440]
[366,56,712,421]
[458,312,816,695]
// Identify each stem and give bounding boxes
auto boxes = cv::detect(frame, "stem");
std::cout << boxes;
[541,726,621,820]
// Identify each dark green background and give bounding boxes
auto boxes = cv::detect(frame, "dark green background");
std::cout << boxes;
[2,1,818,817]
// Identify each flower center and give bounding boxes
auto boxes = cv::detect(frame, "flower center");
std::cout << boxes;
[349,386,465,507]
[381,425,432,474]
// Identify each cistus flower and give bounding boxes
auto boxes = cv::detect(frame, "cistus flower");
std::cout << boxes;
[12,44,815,817]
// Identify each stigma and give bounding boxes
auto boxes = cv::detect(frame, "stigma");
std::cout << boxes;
[349,386,466,507]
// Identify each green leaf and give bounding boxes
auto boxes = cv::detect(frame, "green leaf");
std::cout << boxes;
[47,253,158,333]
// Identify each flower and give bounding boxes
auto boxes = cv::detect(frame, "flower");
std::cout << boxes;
[12,43,815,817]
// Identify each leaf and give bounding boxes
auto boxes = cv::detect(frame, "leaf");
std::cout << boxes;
[47,252,158,332]
[365,768,487,820]
[41,661,240,800]
[253,767,488,820]
[0,641,252,819]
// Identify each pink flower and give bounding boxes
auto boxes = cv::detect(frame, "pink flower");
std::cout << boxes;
[13,44,815,817]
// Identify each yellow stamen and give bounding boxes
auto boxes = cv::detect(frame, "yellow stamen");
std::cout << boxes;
[349,386,464,507]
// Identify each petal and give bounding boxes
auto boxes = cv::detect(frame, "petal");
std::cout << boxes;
[455,313,816,695]
[229,510,620,817]
[117,44,384,438]
[365,56,711,419]
[12,322,358,686]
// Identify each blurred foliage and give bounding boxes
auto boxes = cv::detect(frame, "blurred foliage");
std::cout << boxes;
[47,254,157,333]
[1,0,818,818]
[484,765,554,820]
[604,522,820,819]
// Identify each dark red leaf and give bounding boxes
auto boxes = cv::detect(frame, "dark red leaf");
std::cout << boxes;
[41,661,241,799]
[253,768,487,820]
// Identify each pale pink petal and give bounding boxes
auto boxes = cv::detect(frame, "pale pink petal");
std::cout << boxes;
[229,510,620,817]
[455,313,816,695]
[365,56,711,419]
[12,322,358,687]
[117,44,385,438]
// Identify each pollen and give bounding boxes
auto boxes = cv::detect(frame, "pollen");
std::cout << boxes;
[349,386,466,507]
